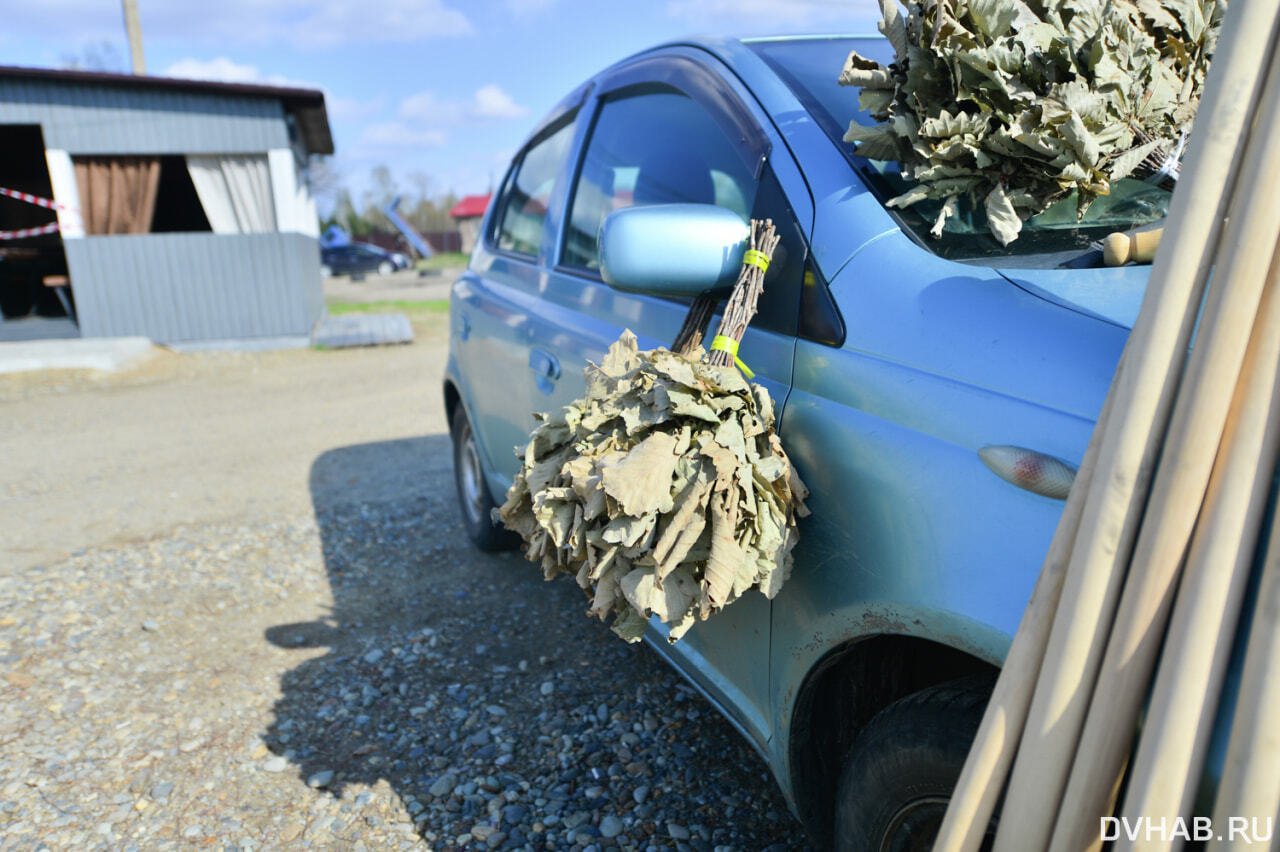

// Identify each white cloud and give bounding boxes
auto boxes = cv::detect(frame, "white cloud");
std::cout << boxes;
[358,121,448,149]
[6,0,472,50]
[664,0,875,29]
[398,91,464,125]
[504,0,559,14]
[272,0,473,48]
[164,56,261,83]
[161,57,318,90]
[397,85,528,126]
[327,94,389,124]
[4,2,122,47]
[358,85,527,153]
[472,84,529,120]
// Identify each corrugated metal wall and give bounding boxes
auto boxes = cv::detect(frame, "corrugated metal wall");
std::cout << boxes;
[65,233,323,342]
[0,77,289,154]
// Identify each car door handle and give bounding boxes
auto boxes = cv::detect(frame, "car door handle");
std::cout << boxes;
[529,348,561,394]
[529,348,561,378]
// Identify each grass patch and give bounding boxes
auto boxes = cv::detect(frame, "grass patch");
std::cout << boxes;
[416,252,469,271]
[327,299,449,321]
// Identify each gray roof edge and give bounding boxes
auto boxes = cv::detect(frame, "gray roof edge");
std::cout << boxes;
[0,64,334,155]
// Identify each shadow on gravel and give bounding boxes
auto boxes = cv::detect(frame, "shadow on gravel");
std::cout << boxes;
[263,436,809,850]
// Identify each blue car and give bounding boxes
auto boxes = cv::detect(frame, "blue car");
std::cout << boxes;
[319,242,410,278]
[444,35,1173,849]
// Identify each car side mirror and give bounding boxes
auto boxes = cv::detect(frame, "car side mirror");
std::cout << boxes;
[599,203,748,297]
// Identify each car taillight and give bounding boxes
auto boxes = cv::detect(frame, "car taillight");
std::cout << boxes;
[978,445,1077,500]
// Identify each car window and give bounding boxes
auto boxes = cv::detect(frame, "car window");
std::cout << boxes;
[492,116,577,258]
[562,86,757,271]
[749,164,804,337]
[748,37,1171,262]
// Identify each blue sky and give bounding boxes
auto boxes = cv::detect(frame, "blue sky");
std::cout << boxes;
[3,0,881,209]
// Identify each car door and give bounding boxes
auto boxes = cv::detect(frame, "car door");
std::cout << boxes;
[329,246,353,274]
[342,247,367,274]
[525,52,813,749]
[449,110,582,492]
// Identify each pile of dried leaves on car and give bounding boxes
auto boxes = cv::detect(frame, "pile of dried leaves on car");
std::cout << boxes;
[497,330,809,643]
[840,0,1223,244]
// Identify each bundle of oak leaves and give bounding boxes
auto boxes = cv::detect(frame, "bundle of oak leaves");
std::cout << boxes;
[497,330,809,643]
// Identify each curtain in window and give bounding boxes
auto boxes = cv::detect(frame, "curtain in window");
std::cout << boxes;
[186,155,277,234]
[72,156,161,235]
[266,148,319,237]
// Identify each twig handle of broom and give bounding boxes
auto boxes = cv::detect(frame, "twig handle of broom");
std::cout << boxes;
[672,292,719,355]
[707,218,779,369]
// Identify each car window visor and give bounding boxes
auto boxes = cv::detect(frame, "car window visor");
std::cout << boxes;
[598,55,770,179]
[524,82,592,146]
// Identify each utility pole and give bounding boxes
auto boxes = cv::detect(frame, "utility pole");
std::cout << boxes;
[122,0,145,75]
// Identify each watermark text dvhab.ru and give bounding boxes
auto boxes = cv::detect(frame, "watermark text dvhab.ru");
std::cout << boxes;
[1101,817,1273,844]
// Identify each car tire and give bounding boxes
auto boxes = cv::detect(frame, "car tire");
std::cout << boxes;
[378,261,394,275]
[834,674,998,852]
[319,264,332,278]
[450,405,520,552]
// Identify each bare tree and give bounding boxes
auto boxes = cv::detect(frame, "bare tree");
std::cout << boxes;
[322,163,469,240]
[306,156,344,212]
[60,41,127,72]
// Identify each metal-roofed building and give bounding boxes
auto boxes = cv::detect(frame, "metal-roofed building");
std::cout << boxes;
[0,66,333,344]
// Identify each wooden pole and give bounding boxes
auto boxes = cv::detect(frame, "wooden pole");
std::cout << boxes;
[938,2,1280,847]
[988,2,1279,844]
[1103,228,1163,267]
[1047,45,1280,852]
[122,0,145,75]
[1206,481,1280,851]
[1113,246,1280,852]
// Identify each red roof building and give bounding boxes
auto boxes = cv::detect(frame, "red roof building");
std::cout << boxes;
[449,194,491,253]
[449,194,491,220]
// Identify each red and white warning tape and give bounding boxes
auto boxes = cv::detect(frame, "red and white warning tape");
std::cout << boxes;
[0,222,62,240]
[0,186,76,241]
[0,186,74,212]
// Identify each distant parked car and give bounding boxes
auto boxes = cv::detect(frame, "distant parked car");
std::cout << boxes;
[319,243,409,278]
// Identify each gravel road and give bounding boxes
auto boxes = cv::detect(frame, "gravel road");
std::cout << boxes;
[321,267,454,306]
[0,319,811,851]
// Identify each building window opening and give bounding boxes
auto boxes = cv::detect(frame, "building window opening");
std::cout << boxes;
[0,124,76,340]
[70,155,214,235]
[152,155,211,232]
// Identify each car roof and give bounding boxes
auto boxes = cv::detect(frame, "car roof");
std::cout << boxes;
[520,33,885,143]
[622,33,884,77]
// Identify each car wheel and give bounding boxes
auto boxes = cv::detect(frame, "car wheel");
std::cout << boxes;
[450,405,519,551]
[378,261,394,275]
[319,264,333,278]
[834,675,998,852]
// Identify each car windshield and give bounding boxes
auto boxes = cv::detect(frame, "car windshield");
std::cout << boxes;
[746,36,1172,262]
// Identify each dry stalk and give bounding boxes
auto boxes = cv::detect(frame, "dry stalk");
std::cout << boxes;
[707,219,779,368]
[672,291,719,355]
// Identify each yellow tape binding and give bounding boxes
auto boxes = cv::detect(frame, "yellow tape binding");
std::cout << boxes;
[710,335,755,379]
[743,249,770,272]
